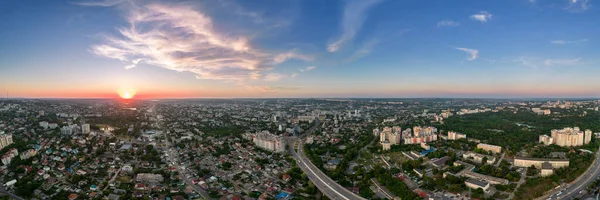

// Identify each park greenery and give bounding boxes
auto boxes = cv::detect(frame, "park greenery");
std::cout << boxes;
[439,110,600,155]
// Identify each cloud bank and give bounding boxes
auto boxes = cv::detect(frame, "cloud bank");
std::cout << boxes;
[90,2,310,81]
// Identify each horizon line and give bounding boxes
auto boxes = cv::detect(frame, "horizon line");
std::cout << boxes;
[2,97,599,100]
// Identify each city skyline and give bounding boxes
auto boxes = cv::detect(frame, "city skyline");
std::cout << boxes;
[1,0,599,99]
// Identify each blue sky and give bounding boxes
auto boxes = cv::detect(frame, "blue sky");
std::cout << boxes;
[0,0,598,98]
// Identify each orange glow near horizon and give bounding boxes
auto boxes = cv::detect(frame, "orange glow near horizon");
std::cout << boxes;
[3,83,599,99]
[118,89,136,99]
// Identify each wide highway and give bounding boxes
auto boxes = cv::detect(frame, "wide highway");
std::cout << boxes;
[545,147,600,200]
[290,140,366,200]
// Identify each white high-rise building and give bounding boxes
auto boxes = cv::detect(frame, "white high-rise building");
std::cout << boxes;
[377,126,402,147]
[252,131,285,152]
[545,127,593,147]
[404,126,438,144]
[448,131,467,140]
[81,124,91,134]
[585,129,593,144]
[379,130,388,143]
[373,128,381,137]
[0,134,13,150]
[19,149,37,160]
[378,126,438,149]
[1,148,18,165]
[539,135,553,145]
[61,126,73,135]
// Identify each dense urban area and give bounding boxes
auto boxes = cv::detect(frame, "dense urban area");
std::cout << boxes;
[0,98,599,200]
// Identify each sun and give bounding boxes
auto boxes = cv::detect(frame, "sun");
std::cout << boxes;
[118,90,136,99]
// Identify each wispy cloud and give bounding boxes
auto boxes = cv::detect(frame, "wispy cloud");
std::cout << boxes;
[243,85,299,93]
[294,66,317,78]
[270,86,300,91]
[73,0,126,7]
[544,58,583,66]
[470,11,493,23]
[124,58,143,69]
[302,66,316,72]
[327,0,384,52]
[274,50,314,64]
[514,57,540,68]
[455,47,479,61]
[551,39,589,44]
[346,39,379,62]
[215,0,290,29]
[437,20,460,27]
[264,73,287,81]
[566,0,591,12]
[514,56,585,67]
[88,2,310,82]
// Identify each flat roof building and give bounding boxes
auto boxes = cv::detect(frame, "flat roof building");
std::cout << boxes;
[465,178,490,191]
[513,157,569,169]
[541,162,554,177]
[477,143,502,154]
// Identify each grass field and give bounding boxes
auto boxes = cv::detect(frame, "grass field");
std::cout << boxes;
[116,176,132,183]
[386,152,408,165]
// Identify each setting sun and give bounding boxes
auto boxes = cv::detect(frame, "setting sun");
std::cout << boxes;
[118,90,136,99]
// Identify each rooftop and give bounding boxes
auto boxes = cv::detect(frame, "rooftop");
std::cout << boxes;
[541,162,553,169]
[465,178,489,187]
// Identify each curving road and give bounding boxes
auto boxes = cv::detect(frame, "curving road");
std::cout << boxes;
[291,140,366,200]
[0,186,24,200]
[543,147,600,200]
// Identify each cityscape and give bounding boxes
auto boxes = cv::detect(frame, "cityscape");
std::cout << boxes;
[1,0,599,200]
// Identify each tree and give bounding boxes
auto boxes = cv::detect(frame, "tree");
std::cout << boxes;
[221,162,232,170]
[527,165,538,176]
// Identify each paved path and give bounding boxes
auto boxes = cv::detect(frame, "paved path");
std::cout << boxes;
[495,152,505,167]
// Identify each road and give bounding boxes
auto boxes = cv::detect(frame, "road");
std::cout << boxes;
[543,147,600,200]
[0,186,24,200]
[164,132,212,200]
[370,178,395,199]
[103,169,122,191]
[153,105,212,200]
[291,139,366,200]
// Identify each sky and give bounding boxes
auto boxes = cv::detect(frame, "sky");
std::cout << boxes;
[0,0,599,99]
